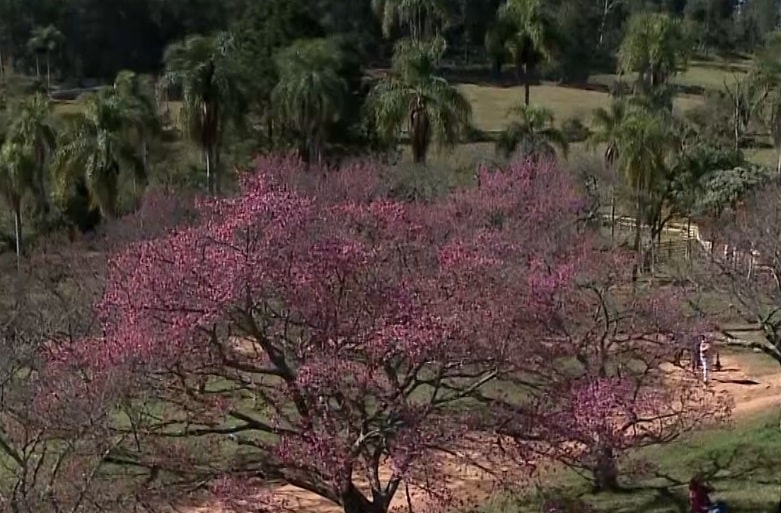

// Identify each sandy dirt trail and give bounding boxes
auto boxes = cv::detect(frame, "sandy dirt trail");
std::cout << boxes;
[183,352,781,513]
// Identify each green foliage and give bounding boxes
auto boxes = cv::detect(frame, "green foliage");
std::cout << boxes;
[668,143,747,217]
[53,89,145,218]
[618,12,690,95]
[695,163,773,217]
[366,36,472,163]
[495,104,568,160]
[561,117,590,143]
[160,32,250,194]
[271,38,349,164]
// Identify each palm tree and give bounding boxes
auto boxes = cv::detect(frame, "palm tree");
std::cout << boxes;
[6,93,56,217]
[495,104,567,160]
[26,25,65,90]
[366,37,472,164]
[498,0,557,106]
[587,99,626,239]
[114,70,161,181]
[0,141,36,266]
[271,39,347,166]
[615,107,677,277]
[53,89,144,219]
[160,32,249,195]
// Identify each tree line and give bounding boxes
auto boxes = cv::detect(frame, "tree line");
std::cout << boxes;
[0,0,777,82]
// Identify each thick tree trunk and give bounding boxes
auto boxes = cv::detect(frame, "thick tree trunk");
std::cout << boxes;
[341,483,385,513]
[593,445,620,492]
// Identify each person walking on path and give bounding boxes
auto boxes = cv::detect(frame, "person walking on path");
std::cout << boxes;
[699,337,711,384]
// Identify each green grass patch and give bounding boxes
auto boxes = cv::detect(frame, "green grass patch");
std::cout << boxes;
[458,83,702,132]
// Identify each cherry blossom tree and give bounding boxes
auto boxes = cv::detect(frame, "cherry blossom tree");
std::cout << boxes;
[39,156,588,513]
[498,250,732,492]
[37,155,725,512]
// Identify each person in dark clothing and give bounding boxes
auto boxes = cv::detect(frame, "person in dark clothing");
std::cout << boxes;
[689,475,727,513]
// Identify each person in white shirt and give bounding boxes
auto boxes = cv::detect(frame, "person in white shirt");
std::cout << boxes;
[699,337,711,384]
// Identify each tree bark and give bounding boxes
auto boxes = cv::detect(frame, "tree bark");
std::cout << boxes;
[13,206,22,271]
[205,148,213,195]
[46,51,51,91]
[341,483,385,513]
[593,445,620,492]
[523,64,531,106]
[35,55,40,80]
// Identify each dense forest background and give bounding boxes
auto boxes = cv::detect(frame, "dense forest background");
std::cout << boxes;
[0,0,778,83]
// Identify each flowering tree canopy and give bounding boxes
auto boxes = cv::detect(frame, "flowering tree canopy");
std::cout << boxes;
[39,156,726,512]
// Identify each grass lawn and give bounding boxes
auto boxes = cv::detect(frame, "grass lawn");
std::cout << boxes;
[459,83,703,132]
[480,412,781,513]
[589,59,750,93]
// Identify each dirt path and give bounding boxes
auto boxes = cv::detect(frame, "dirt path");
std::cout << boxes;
[185,351,781,513]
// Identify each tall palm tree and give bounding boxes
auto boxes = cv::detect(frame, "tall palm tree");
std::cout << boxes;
[26,25,64,90]
[53,89,144,219]
[615,107,677,276]
[114,70,160,181]
[6,93,56,217]
[271,39,347,166]
[0,141,36,266]
[366,36,472,164]
[588,99,626,239]
[160,32,249,195]
[498,0,557,106]
[495,104,567,160]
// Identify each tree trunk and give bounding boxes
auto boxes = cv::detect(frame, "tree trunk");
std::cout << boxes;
[776,144,781,174]
[213,146,221,195]
[491,57,502,81]
[593,445,620,492]
[632,201,642,281]
[35,55,40,80]
[598,0,611,47]
[610,187,616,242]
[523,64,531,106]
[13,206,22,271]
[341,483,385,513]
[141,140,149,184]
[516,59,530,106]
[205,148,213,195]
[46,52,51,91]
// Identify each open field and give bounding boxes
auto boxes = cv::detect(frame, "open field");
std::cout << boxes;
[459,84,703,132]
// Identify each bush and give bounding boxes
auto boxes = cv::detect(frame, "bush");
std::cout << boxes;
[561,117,590,143]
